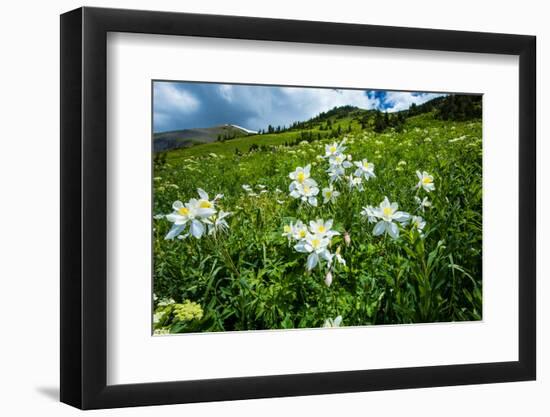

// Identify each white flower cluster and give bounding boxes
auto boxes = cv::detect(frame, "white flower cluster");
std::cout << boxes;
[242,183,269,197]
[165,188,231,240]
[326,140,376,192]
[358,168,436,239]
[361,195,428,239]
[288,164,319,206]
[282,219,345,272]
[363,197,411,239]
[287,139,377,207]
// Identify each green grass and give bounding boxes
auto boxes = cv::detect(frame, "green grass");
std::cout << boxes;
[165,116,362,160]
[152,113,482,333]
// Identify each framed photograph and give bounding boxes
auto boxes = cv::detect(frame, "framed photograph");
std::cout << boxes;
[60,7,536,409]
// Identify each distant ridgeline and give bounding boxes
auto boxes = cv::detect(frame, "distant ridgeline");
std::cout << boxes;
[153,94,481,153]
[153,124,257,152]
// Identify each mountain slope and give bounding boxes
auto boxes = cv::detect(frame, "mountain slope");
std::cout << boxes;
[154,124,256,152]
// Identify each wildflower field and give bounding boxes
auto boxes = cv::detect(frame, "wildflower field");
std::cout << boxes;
[152,108,482,334]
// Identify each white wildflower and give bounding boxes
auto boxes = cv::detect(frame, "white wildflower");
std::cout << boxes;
[416,171,435,192]
[294,233,333,270]
[414,196,432,212]
[322,184,340,204]
[323,316,342,328]
[372,197,410,239]
[360,205,378,224]
[353,159,376,180]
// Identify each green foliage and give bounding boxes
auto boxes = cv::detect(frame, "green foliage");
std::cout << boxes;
[436,95,482,121]
[152,112,483,333]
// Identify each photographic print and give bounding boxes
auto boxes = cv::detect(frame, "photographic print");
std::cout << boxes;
[152,81,482,335]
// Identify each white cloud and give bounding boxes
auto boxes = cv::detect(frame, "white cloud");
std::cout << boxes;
[280,87,381,115]
[226,87,382,131]
[218,85,234,102]
[382,92,445,112]
[154,83,200,114]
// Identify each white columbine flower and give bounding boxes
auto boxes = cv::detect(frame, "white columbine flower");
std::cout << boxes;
[289,181,319,207]
[414,196,432,212]
[282,220,308,241]
[323,316,342,328]
[410,215,426,233]
[353,159,376,180]
[195,188,220,212]
[165,200,199,240]
[416,171,435,192]
[289,164,313,185]
[206,210,232,235]
[324,141,346,158]
[347,175,364,191]
[328,153,353,168]
[360,205,378,224]
[242,184,253,193]
[309,219,340,239]
[372,197,410,239]
[322,184,340,204]
[165,189,219,240]
[327,164,346,182]
[294,233,333,270]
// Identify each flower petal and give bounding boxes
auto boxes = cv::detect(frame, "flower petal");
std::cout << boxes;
[373,221,386,236]
[190,219,205,238]
[388,222,399,239]
[197,188,209,200]
[306,253,319,270]
[294,242,309,253]
[165,224,186,240]
[394,211,410,223]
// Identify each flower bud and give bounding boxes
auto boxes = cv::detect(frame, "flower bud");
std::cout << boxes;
[325,271,333,287]
[344,232,351,246]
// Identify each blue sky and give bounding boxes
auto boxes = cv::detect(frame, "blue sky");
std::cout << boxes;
[153,81,445,133]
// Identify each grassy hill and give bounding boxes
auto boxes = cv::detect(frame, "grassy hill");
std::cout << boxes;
[153,124,255,152]
[156,94,481,161]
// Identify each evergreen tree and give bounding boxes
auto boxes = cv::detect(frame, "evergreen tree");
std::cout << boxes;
[373,110,387,133]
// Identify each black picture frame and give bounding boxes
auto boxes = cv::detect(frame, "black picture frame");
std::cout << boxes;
[60,6,536,410]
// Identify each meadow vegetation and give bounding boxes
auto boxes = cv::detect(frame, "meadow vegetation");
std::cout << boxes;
[152,100,482,334]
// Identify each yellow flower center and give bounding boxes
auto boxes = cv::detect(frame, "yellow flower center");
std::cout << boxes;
[311,238,321,248]
[298,230,306,238]
[363,161,369,168]
[329,146,337,153]
[198,200,212,209]
[325,191,332,198]
[303,185,311,194]
[422,177,433,184]
[383,207,393,217]
[296,171,306,183]
[318,225,326,233]
[283,225,291,233]
[178,207,190,216]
